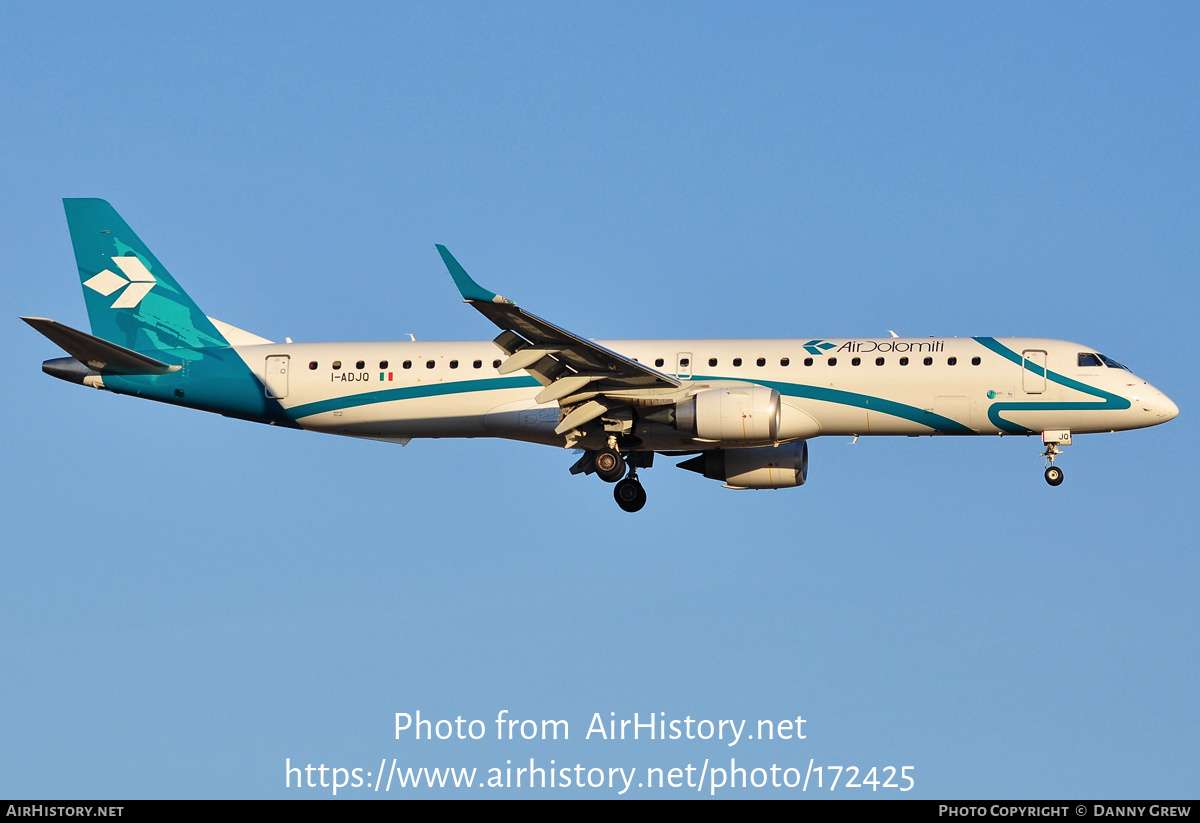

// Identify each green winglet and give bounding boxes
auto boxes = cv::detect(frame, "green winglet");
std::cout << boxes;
[436,245,512,305]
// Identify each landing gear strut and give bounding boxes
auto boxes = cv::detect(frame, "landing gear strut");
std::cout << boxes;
[1041,430,1070,487]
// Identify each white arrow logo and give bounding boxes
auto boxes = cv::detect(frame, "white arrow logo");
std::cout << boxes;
[83,255,157,309]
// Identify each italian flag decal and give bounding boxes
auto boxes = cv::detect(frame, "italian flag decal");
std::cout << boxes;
[380,372,393,381]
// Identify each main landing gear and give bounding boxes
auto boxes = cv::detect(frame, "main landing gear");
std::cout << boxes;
[570,441,650,512]
[604,446,648,512]
[614,475,647,512]
[594,447,625,483]
[1041,430,1071,487]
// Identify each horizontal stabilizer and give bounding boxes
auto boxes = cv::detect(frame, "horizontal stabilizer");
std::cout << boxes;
[21,317,181,374]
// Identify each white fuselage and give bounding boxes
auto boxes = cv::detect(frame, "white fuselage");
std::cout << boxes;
[241,336,1177,450]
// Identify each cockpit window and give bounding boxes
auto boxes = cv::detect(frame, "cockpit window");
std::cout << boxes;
[1097,353,1130,370]
[1078,353,1102,368]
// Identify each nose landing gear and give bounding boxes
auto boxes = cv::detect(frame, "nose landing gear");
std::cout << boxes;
[1041,430,1071,487]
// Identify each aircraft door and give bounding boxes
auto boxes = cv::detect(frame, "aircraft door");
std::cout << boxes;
[1022,349,1047,394]
[676,352,693,380]
[264,355,290,399]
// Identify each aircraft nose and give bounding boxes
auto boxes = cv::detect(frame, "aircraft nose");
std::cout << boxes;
[1160,393,1179,421]
[1143,387,1179,422]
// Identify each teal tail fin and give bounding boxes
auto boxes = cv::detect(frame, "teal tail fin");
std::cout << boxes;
[63,198,229,353]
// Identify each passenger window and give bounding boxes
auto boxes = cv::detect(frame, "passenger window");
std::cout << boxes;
[804,357,813,366]
[473,360,482,369]
[403,360,412,369]
[450,360,459,369]
[875,357,885,366]
[379,360,388,369]
[426,360,435,369]
[971,357,981,366]
[900,357,909,366]
[332,361,342,370]
[828,357,837,366]
[756,357,765,367]
[1078,353,1102,367]
[851,357,861,366]
[655,358,664,367]
[733,358,742,367]
[709,358,717,367]
[948,357,957,366]
[493,359,501,369]
[923,357,932,366]
[356,360,365,369]
[780,357,789,367]
[680,358,690,367]
[309,361,318,370]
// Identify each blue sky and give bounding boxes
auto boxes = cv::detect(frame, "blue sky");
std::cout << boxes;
[2,2,1197,798]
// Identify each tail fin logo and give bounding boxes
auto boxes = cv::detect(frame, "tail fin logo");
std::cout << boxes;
[83,255,157,309]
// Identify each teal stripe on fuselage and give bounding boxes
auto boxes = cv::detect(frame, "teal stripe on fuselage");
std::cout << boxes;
[285,372,972,433]
[973,337,1131,434]
[287,375,541,419]
[749,378,974,434]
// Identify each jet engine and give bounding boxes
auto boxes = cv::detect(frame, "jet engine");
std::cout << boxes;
[675,386,780,442]
[677,440,809,489]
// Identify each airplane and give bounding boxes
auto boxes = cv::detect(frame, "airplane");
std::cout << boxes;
[24,199,1179,512]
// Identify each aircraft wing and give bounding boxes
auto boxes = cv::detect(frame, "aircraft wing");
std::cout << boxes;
[437,246,682,435]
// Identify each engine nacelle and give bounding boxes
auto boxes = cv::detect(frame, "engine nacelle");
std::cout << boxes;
[675,386,780,443]
[677,441,809,489]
